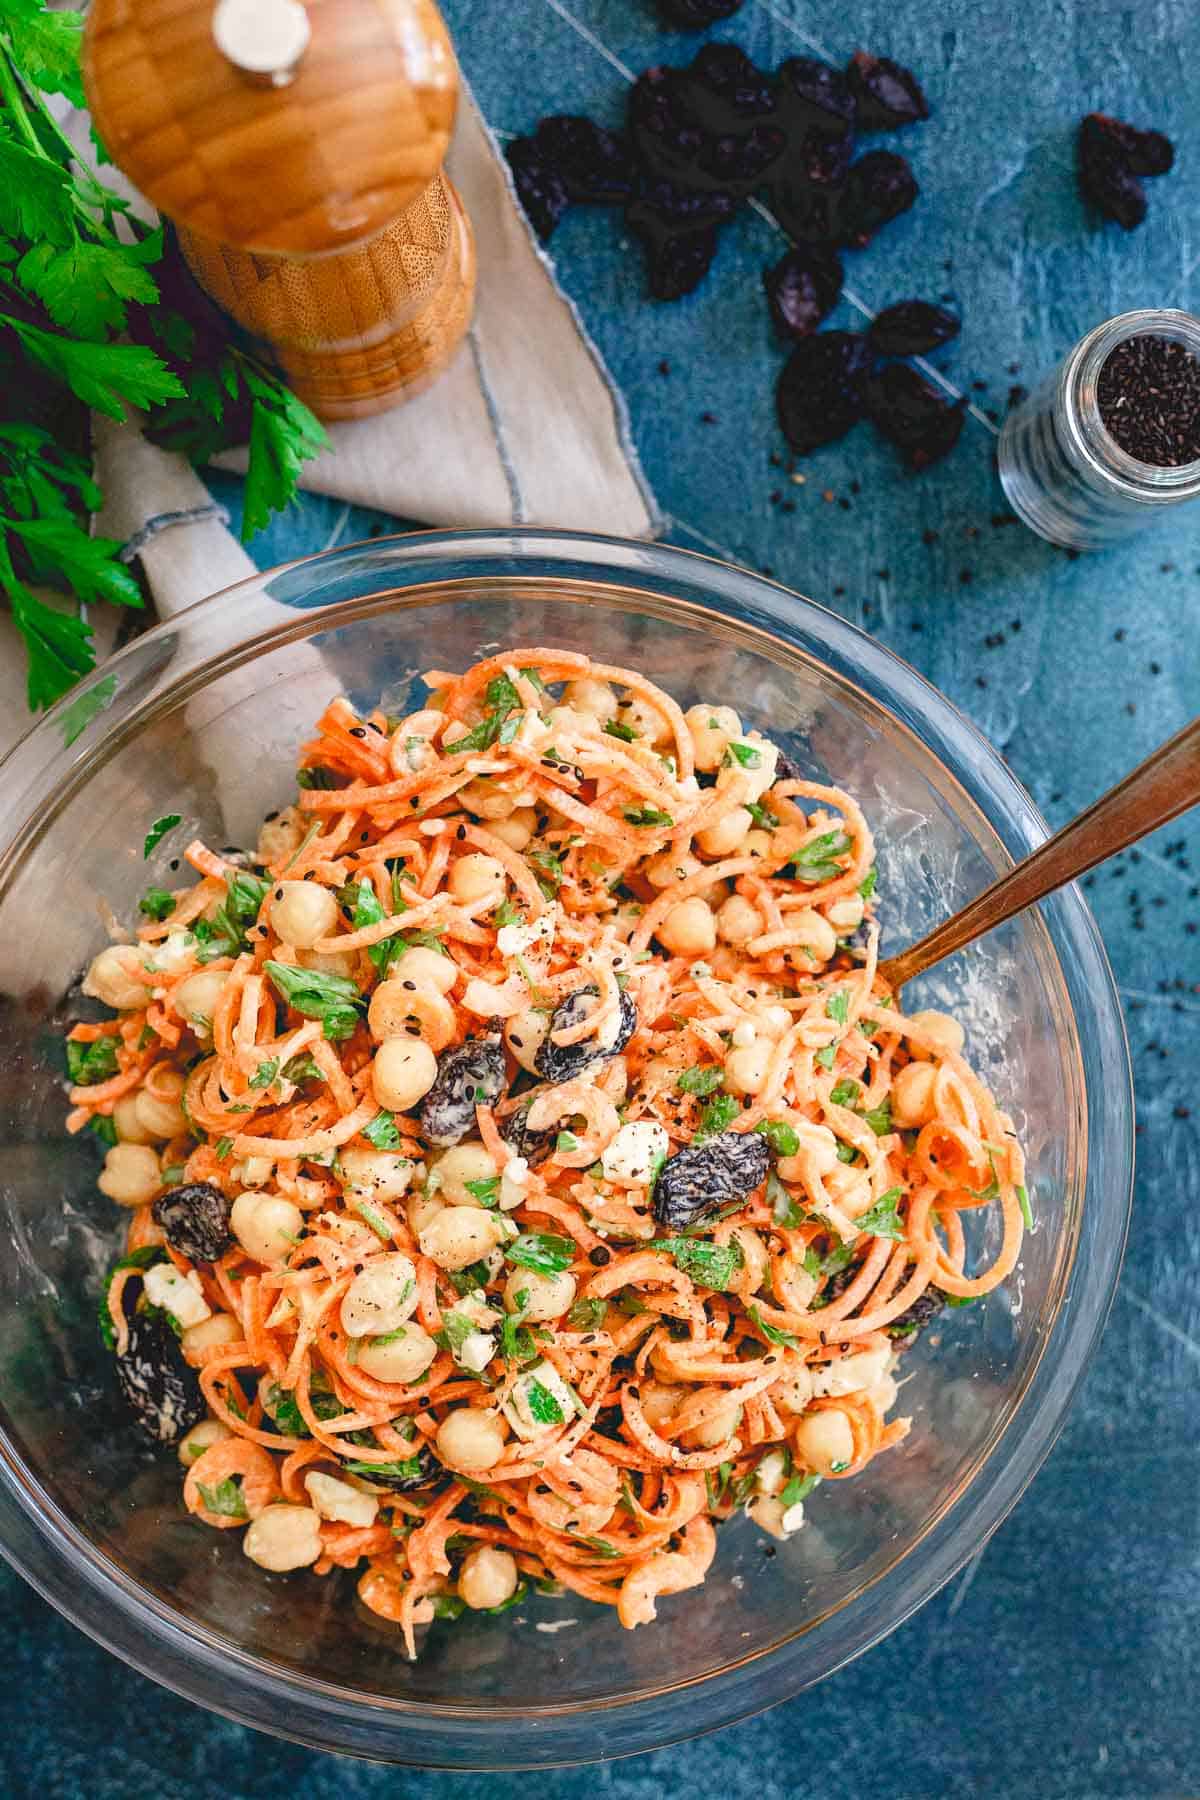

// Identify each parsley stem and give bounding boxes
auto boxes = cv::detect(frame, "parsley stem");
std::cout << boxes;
[0,43,41,155]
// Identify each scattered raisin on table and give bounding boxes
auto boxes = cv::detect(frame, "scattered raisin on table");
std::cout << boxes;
[1077,113,1174,230]
[535,116,634,204]
[777,331,873,454]
[839,150,918,246]
[1081,112,1174,179]
[504,138,569,240]
[868,299,960,357]
[657,0,743,24]
[866,362,966,469]
[845,51,929,129]
[763,246,844,339]
[681,43,777,126]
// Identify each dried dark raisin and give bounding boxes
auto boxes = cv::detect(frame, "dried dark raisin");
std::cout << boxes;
[776,331,873,455]
[535,986,637,1084]
[505,138,569,240]
[628,66,708,189]
[653,1130,769,1231]
[151,1181,233,1264]
[657,0,743,23]
[838,150,918,247]
[682,43,776,128]
[776,57,856,141]
[638,222,719,300]
[1080,112,1174,179]
[500,1100,557,1169]
[845,51,929,129]
[629,176,739,233]
[535,116,635,204]
[115,1311,205,1444]
[868,300,960,357]
[886,1285,947,1341]
[866,363,966,470]
[770,172,846,247]
[1077,115,1159,229]
[763,246,844,339]
[699,123,787,189]
[420,1038,507,1147]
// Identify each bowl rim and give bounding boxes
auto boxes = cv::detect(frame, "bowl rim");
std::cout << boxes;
[0,528,1134,1767]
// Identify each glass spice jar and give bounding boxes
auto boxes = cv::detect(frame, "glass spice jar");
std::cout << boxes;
[998,307,1200,550]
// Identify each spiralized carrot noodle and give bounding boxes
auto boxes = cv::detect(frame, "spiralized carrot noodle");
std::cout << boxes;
[72,648,1030,1651]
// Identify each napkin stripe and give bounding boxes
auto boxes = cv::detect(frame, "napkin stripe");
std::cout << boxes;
[468,323,527,523]
[118,504,232,562]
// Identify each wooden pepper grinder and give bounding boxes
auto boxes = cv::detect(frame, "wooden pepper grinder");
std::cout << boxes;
[83,0,476,420]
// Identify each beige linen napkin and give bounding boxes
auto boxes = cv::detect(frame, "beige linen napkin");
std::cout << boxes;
[0,86,658,760]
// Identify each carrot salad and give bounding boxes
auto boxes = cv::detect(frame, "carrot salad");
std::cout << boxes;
[70,648,1029,1652]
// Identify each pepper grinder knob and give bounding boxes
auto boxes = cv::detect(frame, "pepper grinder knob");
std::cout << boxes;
[212,0,311,87]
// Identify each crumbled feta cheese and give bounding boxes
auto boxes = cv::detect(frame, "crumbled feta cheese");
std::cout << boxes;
[305,1470,379,1528]
[601,1120,669,1186]
[755,1448,788,1496]
[500,1155,529,1210]
[145,930,194,974]
[454,1295,501,1331]
[143,1263,211,1329]
[718,735,780,803]
[811,1346,891,1398]
[780,1500,806,1534]
[503,1360,578,1441]
[498,904,558,959]
[732,1020,757,1048]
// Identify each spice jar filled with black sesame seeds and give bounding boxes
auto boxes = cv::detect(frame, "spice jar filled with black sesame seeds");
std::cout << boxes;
[998,308,1200,549]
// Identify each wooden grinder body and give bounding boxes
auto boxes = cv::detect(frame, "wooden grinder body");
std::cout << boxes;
[84,0,476,421]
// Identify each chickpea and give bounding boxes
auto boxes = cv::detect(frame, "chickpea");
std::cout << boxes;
[230,1191,303,1264]
[616,695,671,747]
[504,1006,551,1075]
[372,1038,438,1112]
[716,893,761,946]
[794,1407,855,1475]
[407,1189,445,1235]
[459,778,519,821]
[177,1418,231,1467]
[340,1148,414,1201]
[681,1394,742,1450]
[640,1381,685,1433]
[784,909,838,966]
[644,849,698,891]
[98,1143,161,1208]
[657,896,716,957]
[257,805,305,867]
[387,944,457,995]
[459,1544,519,1611]
[741,830,774,861]
[745,1494,793,1540]
[696,807,753,858]
[436,1406,507,1473]
[729,1225,768,1294]
[432,1142,498,1205]
[181,1313,242,1356]
[824,894,865,933]
[488,808,536,852]
[368,978,455,1047]
[134,1069,188,1140]
[776,1119,840,1184]
[816,1346,890,1398]
[298,947,359,981]
[725,1039,772,1097]
[174,968,229,1037]
[269,880,338,949]
[356,1324,438,1384]
[563,678,618,723]
[236,1155,273,1188]
[83,943,148,1011]
[772,1367,814,1415]
[419,1206,504,1271]
[340,1251,419,1338]
[448,853,506,906]
[242,1504,323,1572]
[891,1061,938,1128]
[113,1093,154,1145]
[685,703,741,773]
[305,1470,379,1529]
[908,1009,966,1060]
[753,1002,793,1039]
[503,1266,576,1321]
[824,1165,873,1219]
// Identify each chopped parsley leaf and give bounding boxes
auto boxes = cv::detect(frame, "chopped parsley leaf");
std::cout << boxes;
[622,806,674,828]
[138,886,176,921]
[464,1176,500,1207]
[780,1473,821,1506]
[787,829,852,884]
[363,1111,404,1152]
[862,1097,893,1137]
[566,1297,607,1330]
[829,1078,861,1107]
[648,1237,743,1291]
[249,1056,280,1090]
[264,959,362,1041]
[694,1092,740,1142]
[724,741,762,769]
[1018,1183,1034,1229]
[854,1186,905,1240]
[215,1136,233,1160]
[746,800,779,832]
[524,1376,566,1425]
[505,1232,577,1275]
[89,1114,118,1148]
[754,1118,800,1157]
[748,1303,799,1347]
[677,1065,724,1097]
[494,899,520,927]
[825,990,849,1026]
[769,1169,804,1227]
[66,1035,119,1086]
[858,867,878,900]
[814,1043,837,1071]
[555,1129,580,1153]
[603,718,638,742]
[143,814,181,859]
[197,1476,248,1519]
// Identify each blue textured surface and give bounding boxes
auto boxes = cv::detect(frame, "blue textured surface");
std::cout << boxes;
[8,3,1200,1796]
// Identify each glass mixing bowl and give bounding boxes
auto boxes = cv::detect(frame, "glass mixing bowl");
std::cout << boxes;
[0,531,1131,1767]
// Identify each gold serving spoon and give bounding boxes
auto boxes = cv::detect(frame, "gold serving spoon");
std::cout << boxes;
[879,715,1200,992]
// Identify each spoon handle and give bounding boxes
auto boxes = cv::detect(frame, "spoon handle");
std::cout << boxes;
[879,715,1200,991]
